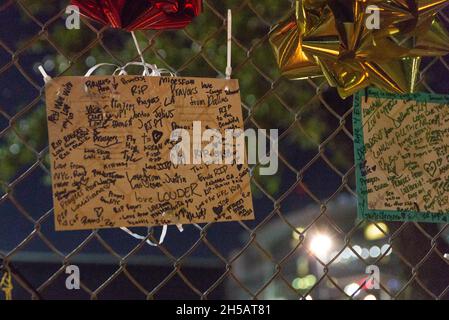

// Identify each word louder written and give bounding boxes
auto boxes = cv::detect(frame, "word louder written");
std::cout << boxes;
[45,75,254,230]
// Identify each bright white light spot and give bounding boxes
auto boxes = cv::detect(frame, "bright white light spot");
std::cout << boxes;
[344,283,361,297]
[310,234,332,259]
[361,248,370,259]
[370,246,381,258]
[364,294,377,300]
[381,244,392,256]
[353,245,362,256]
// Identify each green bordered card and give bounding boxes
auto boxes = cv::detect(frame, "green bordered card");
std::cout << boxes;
[354,88,449,223]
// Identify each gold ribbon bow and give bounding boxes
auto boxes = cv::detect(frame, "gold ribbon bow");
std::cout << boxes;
[270,0,449,98]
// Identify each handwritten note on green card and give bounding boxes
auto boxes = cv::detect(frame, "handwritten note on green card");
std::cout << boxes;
[354,88,449,223]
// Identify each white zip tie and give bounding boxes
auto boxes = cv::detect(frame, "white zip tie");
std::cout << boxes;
[120,219,184,246]
[131,31,151,76]
[120,222,184,246]
[38,65,52,83]
[120,226,167,247]
[84,63,120,77]
[225,9,232,80]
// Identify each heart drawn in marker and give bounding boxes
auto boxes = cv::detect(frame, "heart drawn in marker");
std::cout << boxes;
[152,130,163,143]
[94,207,104,218]
[424,161,437,177]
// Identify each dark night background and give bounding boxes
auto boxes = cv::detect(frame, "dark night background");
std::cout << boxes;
[1,0,449,300]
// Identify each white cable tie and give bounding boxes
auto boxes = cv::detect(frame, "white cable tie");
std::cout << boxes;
[225,9,232,80]
[131,31,150,76]
[85,63,120,77]
[120,227,159,247]
[38,65,52,84]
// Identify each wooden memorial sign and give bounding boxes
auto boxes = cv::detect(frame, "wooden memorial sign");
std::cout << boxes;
[354,88,449,223]
[45,75,254,230]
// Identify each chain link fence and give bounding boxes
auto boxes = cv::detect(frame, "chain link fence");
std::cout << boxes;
[1,0,449,300]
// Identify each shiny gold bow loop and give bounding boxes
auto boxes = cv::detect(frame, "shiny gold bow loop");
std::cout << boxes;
[270,0,449,98]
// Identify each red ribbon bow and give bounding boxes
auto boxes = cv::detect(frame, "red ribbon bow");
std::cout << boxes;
[71,0,202,31]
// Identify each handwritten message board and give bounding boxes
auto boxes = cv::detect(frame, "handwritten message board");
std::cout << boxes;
[354,88,449,223]
[45,75,254,230]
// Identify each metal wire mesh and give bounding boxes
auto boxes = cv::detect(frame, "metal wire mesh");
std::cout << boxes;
[1,0,449,300]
